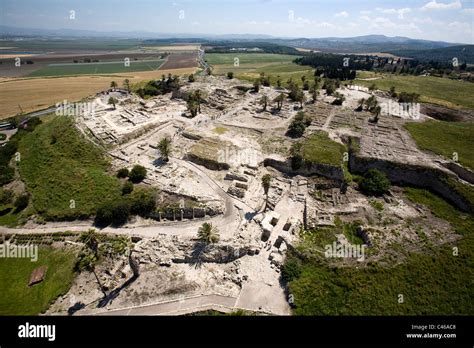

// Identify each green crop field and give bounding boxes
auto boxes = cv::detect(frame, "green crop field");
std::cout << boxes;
[0,246,78,315]
[205,53,300,65]
[206,53,313,82]
[18,115,122,220]
[405,120,474,171]
[355,71,474,109]
[27,59,165,77]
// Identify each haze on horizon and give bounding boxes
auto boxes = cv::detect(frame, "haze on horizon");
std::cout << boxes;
[0,0,473,44]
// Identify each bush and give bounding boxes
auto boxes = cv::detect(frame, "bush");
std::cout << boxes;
[122,181,134,195]
[13,194,29,212]
[117,168,129,178]
[282,257,302,282]
[94,200,130,227]
[129,165,147,183]
[227,72,234,79]
[0,188,13,205]
[359,169,390,196]
[129,189,156,217]
[287,120,306,138]
[0,165,14,186]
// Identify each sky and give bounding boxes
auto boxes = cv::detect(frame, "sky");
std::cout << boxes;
[1,0,473,43]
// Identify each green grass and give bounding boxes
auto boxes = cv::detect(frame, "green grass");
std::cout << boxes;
[206,53,314,85]
[212,126,229,135]
[404,187,474,235]
[354,71,474,109]
[18,116,122,220]
[301,131,346,166]
[0,246,78,315]
[206,53,299,65]
[27,59,165,77]
[405,120,474,171]
[286,188,474,315]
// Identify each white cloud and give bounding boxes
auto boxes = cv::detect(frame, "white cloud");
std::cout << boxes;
[421,1,462,11]
[461,8,474,14]
[376,7,411,19]
[335,11,349,18]
[448,21,471,31]
[370,17,397,29]
[359,15,371,21]
[360,10,372,15]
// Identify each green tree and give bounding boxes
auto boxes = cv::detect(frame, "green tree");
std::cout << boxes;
[261,174,272,211]
[198,222,220,244]
[273,93,285,111]
[122,181,134,195]
[158,137,171,162]
[108,97,118,110]
[253,79,260,93]
[227,72,234,79]
[116,168,129,178]
[129,165,147,183]
[123,79,131,93]
[110,81,118,90]
[188,74,195,83]
[359,169,390,196]
[259,95,269,111]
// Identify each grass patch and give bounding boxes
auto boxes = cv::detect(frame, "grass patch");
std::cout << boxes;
[0,246,78,315]
[354,72,474,109]
[301,131,346,166]
[404,187,474,235]
[212,126,228,135]
[18,116,122,220]
[405,120,474,171]
[369,199,384,212]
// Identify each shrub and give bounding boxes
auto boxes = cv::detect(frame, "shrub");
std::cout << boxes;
[282,257,302,282]
[129,165,147,183]
[227,72,234,79]
[13,194,29,212]
[117,168,129,178]
[94,200,130,227]
[122,181,134,195]
[359,169,390,196]
[129,189,156,217]
[0,188,13,205]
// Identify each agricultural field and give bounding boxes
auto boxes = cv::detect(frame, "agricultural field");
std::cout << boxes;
[404,120,474,171]
[18,115,122,220]
[0,66,198,119]
[27,59,165,77]
[206,52,314,87]
[0,246,78,315]
[354,71,474,109]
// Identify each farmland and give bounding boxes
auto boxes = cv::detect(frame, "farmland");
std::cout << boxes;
[354,71,474,109]
[206,52,314,86]
[0,67,197,119]
[27,59,165,77]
